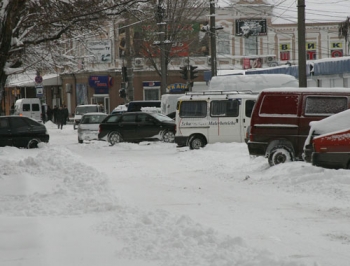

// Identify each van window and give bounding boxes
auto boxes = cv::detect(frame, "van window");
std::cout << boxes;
[32,104,40,112]
[260,95,299,116]
[305,96,347,116]
[245,100,256,118]
[180,101,207,118]
[211,100,239,117]
[23,104,31,111]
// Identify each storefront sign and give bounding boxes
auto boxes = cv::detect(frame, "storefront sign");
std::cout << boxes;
[142,81,161,87]
[89,76,113,94]
[167,83,188,93]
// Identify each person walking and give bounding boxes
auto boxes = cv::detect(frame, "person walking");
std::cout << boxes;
[47,105,53,121]
[63,105,69,125]
[53,105,58,124]
[56,106,65,129]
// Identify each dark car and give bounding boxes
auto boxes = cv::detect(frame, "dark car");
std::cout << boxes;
[98,112,176,145]
[0,116,49,148]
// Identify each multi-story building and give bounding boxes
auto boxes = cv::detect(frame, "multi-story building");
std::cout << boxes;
[3,0,349,116]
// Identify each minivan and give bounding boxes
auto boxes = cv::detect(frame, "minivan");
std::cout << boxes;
[175,91,258,149]
[247,87,350,166]
[14,98,42,122]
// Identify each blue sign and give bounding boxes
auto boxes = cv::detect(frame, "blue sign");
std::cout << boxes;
[89,76,113,94]
[142,81,161,87]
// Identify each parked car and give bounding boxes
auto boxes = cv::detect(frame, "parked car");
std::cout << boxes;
[111,104,128,114]
[73,104,104,130]
[98,112,176,145]
[77,112,108,143]
[311,128,350,169]
[303,109,350,163]
[0,116,49,148]
[127,100,161,112]
[247,87,350,166]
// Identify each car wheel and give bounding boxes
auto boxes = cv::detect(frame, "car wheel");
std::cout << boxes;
[108,131,122,146]
[78,137,83,144]
[268,146,293,166]
[162,131,175,143]
[189,135,205,150]
[27,139,40,149]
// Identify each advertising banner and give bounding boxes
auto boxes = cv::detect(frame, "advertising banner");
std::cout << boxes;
[236,19,267,37]
[87,40,112,63]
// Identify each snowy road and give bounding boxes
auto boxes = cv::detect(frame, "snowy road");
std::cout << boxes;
[1,121,350,266]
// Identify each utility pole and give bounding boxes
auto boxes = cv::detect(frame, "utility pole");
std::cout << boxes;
[210,0,217,77]
[125,14,134,101]
[155,0,167,96]
[297,0,307,87]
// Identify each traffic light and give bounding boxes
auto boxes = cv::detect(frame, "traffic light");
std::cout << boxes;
[189,65,198,80]
[122,66,128,82]
[119,88,126,98]
[179,65,188,80]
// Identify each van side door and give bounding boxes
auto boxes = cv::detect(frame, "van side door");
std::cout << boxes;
[209,99,241,143]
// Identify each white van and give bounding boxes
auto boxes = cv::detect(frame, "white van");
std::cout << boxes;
[175,91,258,149]
[73,104,104,129]
[14,98,42,122]
[161,94,185,117]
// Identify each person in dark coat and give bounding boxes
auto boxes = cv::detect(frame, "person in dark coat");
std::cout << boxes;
[56,106,65,129]
[47,105,53,121]
[63,105,69,125]
[53,105,58,124]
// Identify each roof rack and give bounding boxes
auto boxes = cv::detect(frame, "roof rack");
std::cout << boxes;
[185,90,258,96]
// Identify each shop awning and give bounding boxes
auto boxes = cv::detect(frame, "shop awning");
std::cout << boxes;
[6,73,62,87]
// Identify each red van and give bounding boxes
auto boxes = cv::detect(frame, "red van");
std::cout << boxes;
[312,128,350,169]
[247,87,350,166]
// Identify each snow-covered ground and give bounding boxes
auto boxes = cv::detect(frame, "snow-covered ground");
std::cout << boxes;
[1,121,350,266]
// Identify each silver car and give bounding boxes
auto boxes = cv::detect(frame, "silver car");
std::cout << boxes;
[77,112,107,143]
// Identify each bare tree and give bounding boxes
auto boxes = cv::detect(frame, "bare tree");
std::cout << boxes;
[339,17,350,56]
[127,0,208,77]
[0,0,148,101]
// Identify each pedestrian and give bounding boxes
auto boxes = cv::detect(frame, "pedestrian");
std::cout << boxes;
[42,105,47,124]
[63,105,69,125]
[47,105,53,121]
[53,105,58,124]
[57,106,65,129]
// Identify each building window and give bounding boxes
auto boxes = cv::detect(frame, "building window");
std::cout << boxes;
[144,88,160,100]
[217,32,230,55]
[244,37,258,55]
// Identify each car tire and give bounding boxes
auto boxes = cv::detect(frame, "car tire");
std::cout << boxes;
[268,146,293,166]
[189,135,205,150]
[78,137,83,144]
[162,131,175,143]
[27,139,40,149]
[108,131,122,146]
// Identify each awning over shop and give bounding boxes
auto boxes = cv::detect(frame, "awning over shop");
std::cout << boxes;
[313,57,350,76]
[6,73,62,87]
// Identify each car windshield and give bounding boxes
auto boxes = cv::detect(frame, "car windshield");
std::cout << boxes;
[81,114,106,124]
[75,106,99,115]
[150,113,174,122]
